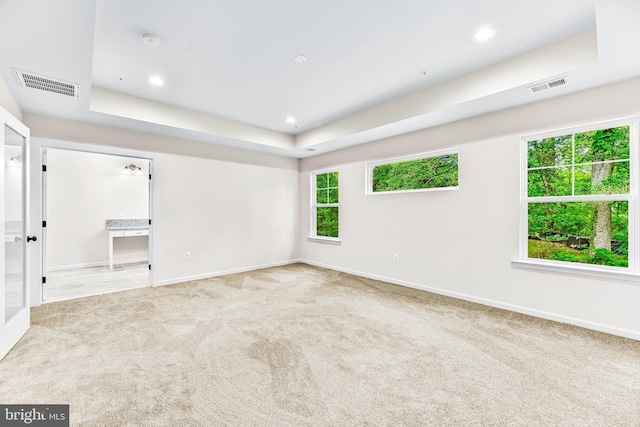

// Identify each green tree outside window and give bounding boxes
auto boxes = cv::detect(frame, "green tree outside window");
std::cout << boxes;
[371,153,458,193]
[526,125,630,267]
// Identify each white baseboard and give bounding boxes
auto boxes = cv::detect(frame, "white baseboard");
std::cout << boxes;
[157,259,302,287]
[47,257,149,272]
[299,259,640,342]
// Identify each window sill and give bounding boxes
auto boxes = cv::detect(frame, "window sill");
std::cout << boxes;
[511,259,640,282]
[307,236,342,245]
[366,186,459,195]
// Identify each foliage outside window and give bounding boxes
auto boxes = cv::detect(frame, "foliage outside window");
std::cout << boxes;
[522,118,638,271]
[312,171,339,239]
[367,149,458,194]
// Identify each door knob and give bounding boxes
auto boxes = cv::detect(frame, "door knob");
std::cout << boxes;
[27,235,37,242]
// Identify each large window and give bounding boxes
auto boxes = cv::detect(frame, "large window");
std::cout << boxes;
[521,117,638,273]
[311,171,339,239]
[367,149,458,194]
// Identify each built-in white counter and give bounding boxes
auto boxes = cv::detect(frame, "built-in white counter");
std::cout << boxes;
[106,219,149,269]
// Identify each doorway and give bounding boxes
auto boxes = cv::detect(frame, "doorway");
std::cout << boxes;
[41,147,153,302]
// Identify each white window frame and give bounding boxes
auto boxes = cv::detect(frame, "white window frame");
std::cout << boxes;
[365,148,459,195]
[513,116,640,281]
[309,169,341,244]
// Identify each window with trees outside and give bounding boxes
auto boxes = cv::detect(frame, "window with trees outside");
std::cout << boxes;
[367,149,458,194]
[521,117,638,274]
[311,171,339,240]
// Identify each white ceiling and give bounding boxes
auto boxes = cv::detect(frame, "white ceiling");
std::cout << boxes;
[1,0,640,158]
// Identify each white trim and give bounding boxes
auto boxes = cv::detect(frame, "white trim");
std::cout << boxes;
[511,259,640,282]
[366,186,459,196]
[367,147,459,167]
[46,257,149,272]
[365,147,459,195]
[307,237,342,245]
[157,259,300,287]
[33,137,159,161]
[528,158,629,172]
[527,194,631,203]
[521,116,639,142]
[299,259,640,341]
[628,121,639,272]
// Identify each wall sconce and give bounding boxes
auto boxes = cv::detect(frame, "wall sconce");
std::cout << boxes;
[124,163,142,171]
[8,156,21,167]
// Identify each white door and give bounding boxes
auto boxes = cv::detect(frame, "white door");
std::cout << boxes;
[0,107,30,361]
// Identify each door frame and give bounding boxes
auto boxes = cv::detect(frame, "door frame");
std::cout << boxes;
[29,137,160,307]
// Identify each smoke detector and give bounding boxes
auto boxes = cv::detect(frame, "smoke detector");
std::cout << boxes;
[293,54,307,64]
[142,33,161,47]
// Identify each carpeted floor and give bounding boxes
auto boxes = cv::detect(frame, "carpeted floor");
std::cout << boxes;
[1,263,639,426]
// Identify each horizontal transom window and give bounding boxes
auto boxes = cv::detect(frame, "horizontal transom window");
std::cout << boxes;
[366,148,459,194]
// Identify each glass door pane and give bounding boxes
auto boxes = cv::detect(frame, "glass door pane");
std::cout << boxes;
[5,124,25,322]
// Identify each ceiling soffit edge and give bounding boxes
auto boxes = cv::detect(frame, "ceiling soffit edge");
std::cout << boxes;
[89,87,295,151]
[295,28,598,150]
[88,29,597,155]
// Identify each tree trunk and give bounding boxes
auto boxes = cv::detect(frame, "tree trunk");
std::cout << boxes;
[592,202,612,250]
[591,162,613,251]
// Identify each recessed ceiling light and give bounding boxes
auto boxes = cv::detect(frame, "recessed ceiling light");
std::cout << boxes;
[293,54,307,64]
[472,27,496,42]
[285,116,296,124]
[149,76,164,86]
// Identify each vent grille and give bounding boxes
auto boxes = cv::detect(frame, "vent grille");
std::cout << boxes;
[14,69,79,98]
[530,83,549,93]
[529,77,567,94]
[548,77,567,88]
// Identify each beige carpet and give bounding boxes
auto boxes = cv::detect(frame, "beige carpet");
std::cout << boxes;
[1,263,639,426]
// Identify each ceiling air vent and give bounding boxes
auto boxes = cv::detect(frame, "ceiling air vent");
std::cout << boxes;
[14,69,79,98]
[528,77,567,94]
[547,77,567,88]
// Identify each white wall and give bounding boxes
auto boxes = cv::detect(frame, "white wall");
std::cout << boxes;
[25,117,300,286]
[299,76,640,337]
[46,149,149,269]
[156,153,298,283]
[0,76,21,122]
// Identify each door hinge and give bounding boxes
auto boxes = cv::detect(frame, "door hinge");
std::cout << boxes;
[42,220,47,228]
[149,174,152,180]
[148,219,151,225]
[42,276,46,284]
[148,264,151,270]
[42,165,47,172]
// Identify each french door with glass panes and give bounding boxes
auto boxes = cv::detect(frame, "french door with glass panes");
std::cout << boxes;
[0,106,31,361]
